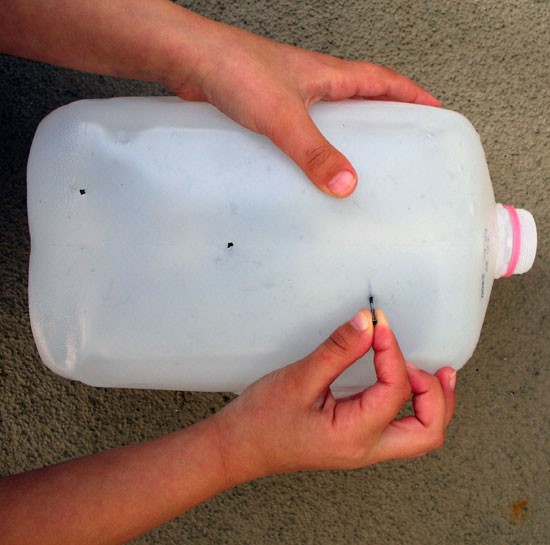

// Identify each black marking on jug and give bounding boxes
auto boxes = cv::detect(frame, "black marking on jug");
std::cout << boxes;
[369,295,377,326]
[79,189,86,195]
[227,242,234,248]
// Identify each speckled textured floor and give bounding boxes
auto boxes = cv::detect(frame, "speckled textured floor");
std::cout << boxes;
[1,1,548,544]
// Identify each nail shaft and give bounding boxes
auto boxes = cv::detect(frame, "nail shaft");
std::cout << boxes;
[369,295,377,326]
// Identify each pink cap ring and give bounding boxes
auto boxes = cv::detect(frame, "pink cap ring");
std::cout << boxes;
[502,205,521,277]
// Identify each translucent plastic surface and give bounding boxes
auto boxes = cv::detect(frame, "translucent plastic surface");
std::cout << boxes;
[28,98,505,395]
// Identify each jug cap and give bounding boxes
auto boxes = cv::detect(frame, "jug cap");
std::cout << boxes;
[495,204,537,278]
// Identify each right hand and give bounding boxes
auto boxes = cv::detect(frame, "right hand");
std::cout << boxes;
[166,18,441,198]
[212,309,456,483]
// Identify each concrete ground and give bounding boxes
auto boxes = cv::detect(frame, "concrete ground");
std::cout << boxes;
[1,1,548,543]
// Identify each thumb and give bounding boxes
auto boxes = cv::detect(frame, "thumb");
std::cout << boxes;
[285,309,374,402]
[266,100,357,198]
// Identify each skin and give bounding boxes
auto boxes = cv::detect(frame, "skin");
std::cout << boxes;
[1,2,454,542]
[0,310,456,544]
[0,0,441,197]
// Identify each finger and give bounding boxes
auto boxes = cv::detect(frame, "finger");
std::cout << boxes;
[350,63,441,106]
[365,94,440,106]
[285,309,374,402]
[364,65,441,106]
[370,364,448,461]
[265,98,357,198]
[320,61,441,107]
[404,451,429,459]
[406,363,446,429]
[435,367,457,427]
[358,310,411,427]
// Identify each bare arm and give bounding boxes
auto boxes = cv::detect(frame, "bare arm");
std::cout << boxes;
[0,0,440,197]
[0,419,231,545]
[0,0,203,85]
[0,310,456,545]
[1,5,452,542]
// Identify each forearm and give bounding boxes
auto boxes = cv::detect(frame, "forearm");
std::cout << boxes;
[0,0,207,87]
[0,417,240,545]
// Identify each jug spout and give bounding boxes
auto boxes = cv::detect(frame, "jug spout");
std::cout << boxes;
[495,204,537,278]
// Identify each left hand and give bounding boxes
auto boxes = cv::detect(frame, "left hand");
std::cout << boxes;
[166,19,441,198]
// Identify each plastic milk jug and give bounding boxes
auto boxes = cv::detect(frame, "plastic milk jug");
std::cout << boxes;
[27,98,537,396]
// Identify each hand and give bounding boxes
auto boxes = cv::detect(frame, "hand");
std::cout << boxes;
[0,309,455,545]
[166,20,441,198]
[1,0,439,197]
[213,309,456,482]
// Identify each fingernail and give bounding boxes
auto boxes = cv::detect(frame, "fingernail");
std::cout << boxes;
[374,308,389,328]
[406,361,419,372]
[448,371,457,391]
[350,309,370,331]
[327,170,356,196]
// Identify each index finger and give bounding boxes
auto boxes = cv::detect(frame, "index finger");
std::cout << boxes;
[356,64,441,106]
[359,310,411,428]
[319,60,441,107]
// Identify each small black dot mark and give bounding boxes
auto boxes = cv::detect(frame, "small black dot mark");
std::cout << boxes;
[227,242,234,248]
[79,189,86,195]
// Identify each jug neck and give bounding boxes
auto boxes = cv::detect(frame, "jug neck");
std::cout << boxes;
[494,204,537,279]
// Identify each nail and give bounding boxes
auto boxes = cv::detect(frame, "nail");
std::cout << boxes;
[406,361,419,372]
[369,295,377,325]
[327,170,356,196]
[374,308,389,328]
[350,309,370,331]
[448,371,457,391]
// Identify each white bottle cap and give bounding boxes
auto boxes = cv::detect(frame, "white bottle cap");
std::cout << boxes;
[495,204,537,278]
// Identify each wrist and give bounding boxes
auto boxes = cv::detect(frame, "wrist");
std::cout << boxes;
[209,406,272,487]
[155,5,220,95]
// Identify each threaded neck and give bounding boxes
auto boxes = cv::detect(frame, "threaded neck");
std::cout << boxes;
[495,204,537,279]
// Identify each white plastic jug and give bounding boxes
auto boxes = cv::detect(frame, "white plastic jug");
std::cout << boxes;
[27,98,537,396]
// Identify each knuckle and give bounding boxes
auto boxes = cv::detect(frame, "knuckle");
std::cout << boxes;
[427,429,446,451]
[373,327,396,352]
[376,64,398,79]
[396,382,412,404]
[304,144,334,174]
[323,330,350,359]
[385,373,411,403]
